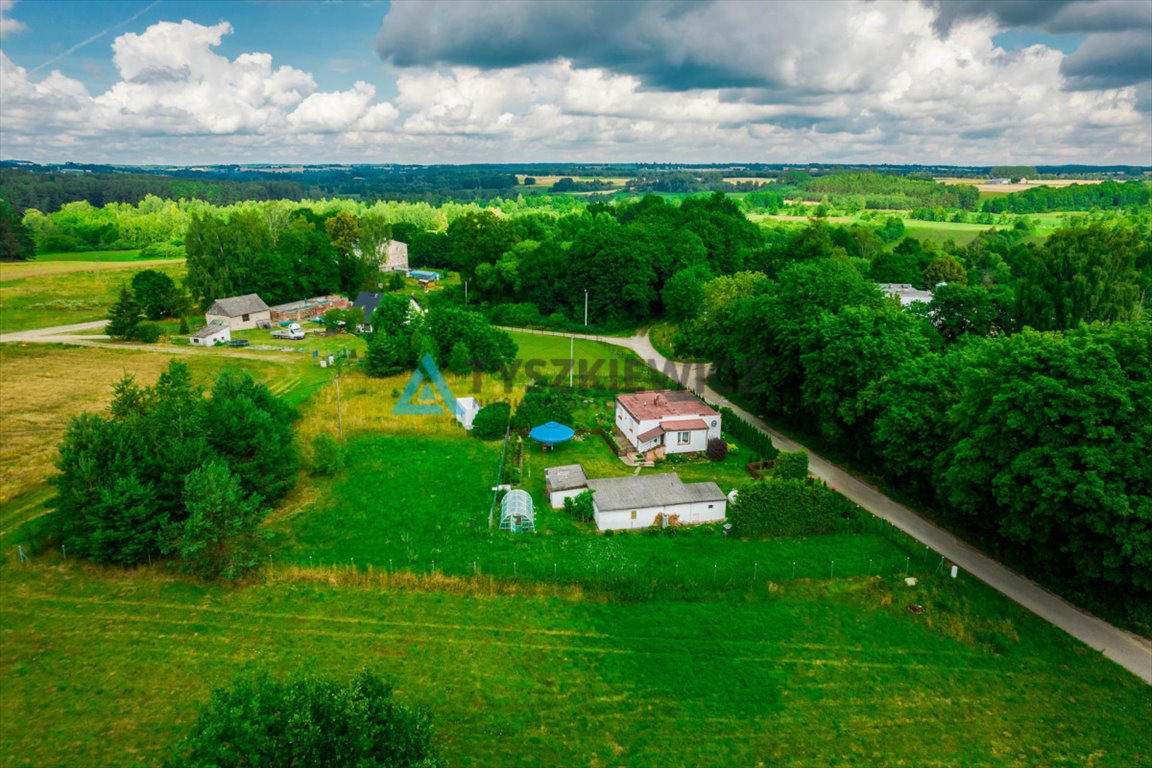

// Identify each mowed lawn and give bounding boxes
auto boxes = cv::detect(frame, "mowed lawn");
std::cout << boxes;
[281,433,947,586]
[0,257,186,334]
[2,564,1147,768]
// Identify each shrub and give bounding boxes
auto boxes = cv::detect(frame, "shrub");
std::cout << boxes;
[131,322,163,343]
[310,434,344,476]
[729,478,852,537]
[139,242,186,259]
[511,391,574,430]
[471,402,511,440]
[166,668,442,768]
[706,437,728,462]
[771,450,809,480]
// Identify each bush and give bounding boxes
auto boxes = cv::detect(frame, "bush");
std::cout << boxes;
[771,450,809,480]
[167,668,442,768]
[706,437,728,462]
[139,242,185,259]
[471,402,511,439]
[729,477,852,537]
[310,434,344,476]
[131,322,163,343]
[511,391,574,430]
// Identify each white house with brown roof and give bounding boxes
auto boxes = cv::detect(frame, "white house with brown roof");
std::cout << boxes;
[205,293,271,331]
[614,390,722,457]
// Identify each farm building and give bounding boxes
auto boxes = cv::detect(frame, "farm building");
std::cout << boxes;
[269,295,350,324]
[877,283,934,306]
[455,397,482,430]
[615,390,721,457]
[205,293,271,331]
[586,473,726,531]
[354,239,409,272]
[189,321,230,346]
[353,291,384,330]
[352,292,424,332]
[545,464,589,508]
[499,489,535,532]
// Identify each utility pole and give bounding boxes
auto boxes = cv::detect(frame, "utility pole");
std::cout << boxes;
[584,289,589,326]
[464,280,469,304]
[569,335,575,388]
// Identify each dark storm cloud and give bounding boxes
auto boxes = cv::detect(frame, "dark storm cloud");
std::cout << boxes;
[1042,0,1152,34]
[926,0,1077,35]
[1060,31,1152,90]
[928,0,1150,35]
[376,0,797,92]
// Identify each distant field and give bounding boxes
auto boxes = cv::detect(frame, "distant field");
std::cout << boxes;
[0,258,186,334]
[34,249,147,262]
[935,177,1105,193]
[516,174,630,187]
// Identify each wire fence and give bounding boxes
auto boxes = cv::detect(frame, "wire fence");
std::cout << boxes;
[11,524,959,602]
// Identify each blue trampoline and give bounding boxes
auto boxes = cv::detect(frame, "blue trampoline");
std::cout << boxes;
[529,421,575,449]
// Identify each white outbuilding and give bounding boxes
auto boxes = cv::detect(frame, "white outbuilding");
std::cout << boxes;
[455,397,482,430]
[189,321,231,346]
[586,473,727,531]
[545,464,589,509]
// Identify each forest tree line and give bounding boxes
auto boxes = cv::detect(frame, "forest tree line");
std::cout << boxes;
[676,219,1151,625]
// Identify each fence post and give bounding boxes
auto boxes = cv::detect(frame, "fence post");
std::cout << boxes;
[830,560,835,578]
[868,559,872,576]
[791,562,796,579]
[61,544,67,561]
[473,560,478,577]
[18,545,27,565]
[753,562,758,581]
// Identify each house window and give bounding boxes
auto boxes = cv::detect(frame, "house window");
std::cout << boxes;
[708,504,714,509]
[242,313,250,321]
[678,431,691,445]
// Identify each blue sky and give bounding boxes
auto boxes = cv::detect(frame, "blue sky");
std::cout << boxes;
[1,0,1149,165]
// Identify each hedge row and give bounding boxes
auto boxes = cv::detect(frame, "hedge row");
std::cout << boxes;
[729,478,853,537]
[719,407,780,462]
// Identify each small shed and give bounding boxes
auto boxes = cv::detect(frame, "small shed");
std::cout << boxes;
[190,321,231,346]
[545,464,589,509]
[499,489,535,533]
[586,473,726,531]
[455,397,482,430]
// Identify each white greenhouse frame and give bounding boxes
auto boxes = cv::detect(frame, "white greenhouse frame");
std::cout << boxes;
[499,489,535,533]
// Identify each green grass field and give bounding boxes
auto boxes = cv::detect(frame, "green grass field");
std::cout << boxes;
[2,563,1147,768]
[33,249,148,262]
[275,433,903,588]
[3,284,1149,767]
[0,258,186,334]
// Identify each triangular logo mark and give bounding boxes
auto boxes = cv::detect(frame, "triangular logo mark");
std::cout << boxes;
[393,353,458,415]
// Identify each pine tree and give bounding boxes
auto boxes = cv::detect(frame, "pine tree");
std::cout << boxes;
[105,284,143,340]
